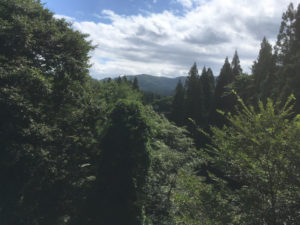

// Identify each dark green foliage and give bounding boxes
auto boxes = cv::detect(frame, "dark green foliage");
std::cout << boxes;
[91,100,150,225]
[200,67,215,121]
[252,37,276,101]
[0,0,97,224]
[171,80,185,125]
[2,1,300,225]
[185,63,204,125]
[231,50,242,77]
[117,76,122,83]
[151,96,173,116]
[213,57,235,126]
[143,107,196,225]
[174,96,300,225]
[230,73,255,105]
[274,3,297,65]
[133,76,140,90]
[274,3,300,112]
[142,91,161,105]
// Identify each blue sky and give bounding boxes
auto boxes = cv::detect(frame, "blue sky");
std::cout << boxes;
[42,0,182,22]
[42,0,300,79]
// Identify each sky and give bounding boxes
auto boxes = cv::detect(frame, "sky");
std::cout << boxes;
[41,0,300,79]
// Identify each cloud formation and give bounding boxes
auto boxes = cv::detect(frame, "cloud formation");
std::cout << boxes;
[69,0,299,79]
[54,14,75,22]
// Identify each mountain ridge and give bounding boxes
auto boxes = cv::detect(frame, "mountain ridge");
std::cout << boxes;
[103,74,187,96]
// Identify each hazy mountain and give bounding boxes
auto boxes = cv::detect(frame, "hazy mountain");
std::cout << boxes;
[104,74,187,96]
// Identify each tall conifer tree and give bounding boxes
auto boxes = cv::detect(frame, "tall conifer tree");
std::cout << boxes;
[213,57,235,126]
[231,50,242,77]
[185,63,204,125]
[200,67,215,120]
[171,80,185,125]
[274,3,300,112]
[133,77,139,90]
[252,37,276,101]
[274,3,296,65]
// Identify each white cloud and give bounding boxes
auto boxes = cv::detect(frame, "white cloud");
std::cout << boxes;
[176,0,193,8]
[71,0,299,79]
[175,0,207,8]
[54,14,75,22]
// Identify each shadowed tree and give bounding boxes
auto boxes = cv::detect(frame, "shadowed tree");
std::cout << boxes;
[213,57,235,127]
[200,67,215,122]
[185,63,204,125]
[85,100,150,225]
[133,76,140,90]
[231,50,243,77]
[171,79,185,125]
[252,37,276,101]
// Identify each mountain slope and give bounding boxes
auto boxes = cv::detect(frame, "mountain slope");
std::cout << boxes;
[124,74,187,96]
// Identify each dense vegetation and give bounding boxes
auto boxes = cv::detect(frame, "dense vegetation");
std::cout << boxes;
[0,0,300,224]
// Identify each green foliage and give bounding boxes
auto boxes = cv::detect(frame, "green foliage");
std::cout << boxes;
[185,63,205,126]
[90,100,151,225]
[143,107,197,225]
[0,0,97,224]
[174,95,300,225]
[231,50,242,77]
[273,3,300,112]
[133,76,140,90]
[2,1,300,225]
[274,3,297,65]
[200,67,215,122]
[171,80,185,125]
[252,37,276,101]
[213,57,235,126]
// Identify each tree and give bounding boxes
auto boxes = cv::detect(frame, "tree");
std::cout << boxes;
[231,50,242,77]
[200,67,215,121]
[230,74,256,106]
[133,76,140,90]
[185,63,204,125]
[274,3,297,65]
[85,100,151,225]
[143,106,196,225]
[171,80,186,125]
[213,57,235,126]
[122,75,128,83]
[274,3,300,113]
[252,37,276,101]
[174,95,300,225]
[0,0,96,224]
[209,95,300,224]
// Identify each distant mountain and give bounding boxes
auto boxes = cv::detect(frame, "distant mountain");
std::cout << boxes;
[104,74,187,96]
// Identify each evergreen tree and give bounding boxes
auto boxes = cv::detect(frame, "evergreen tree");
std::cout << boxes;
[231,74,255,106]
[274,3,300,112]
[231,50,243,77]
[171,80,185,125]
[133,76,139,90]
[185,63,204,125]
[87,100,150,225]
[117,76,122,83]
[274,3,297,65]
[293,4,300,55]
[252,37,276,101]
[122,75,128,83]
[213,57,235,126]
[200,67,215,121]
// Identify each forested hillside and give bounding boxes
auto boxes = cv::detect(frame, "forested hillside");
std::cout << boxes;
[1,0,300,225]
[108,74,187,96]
